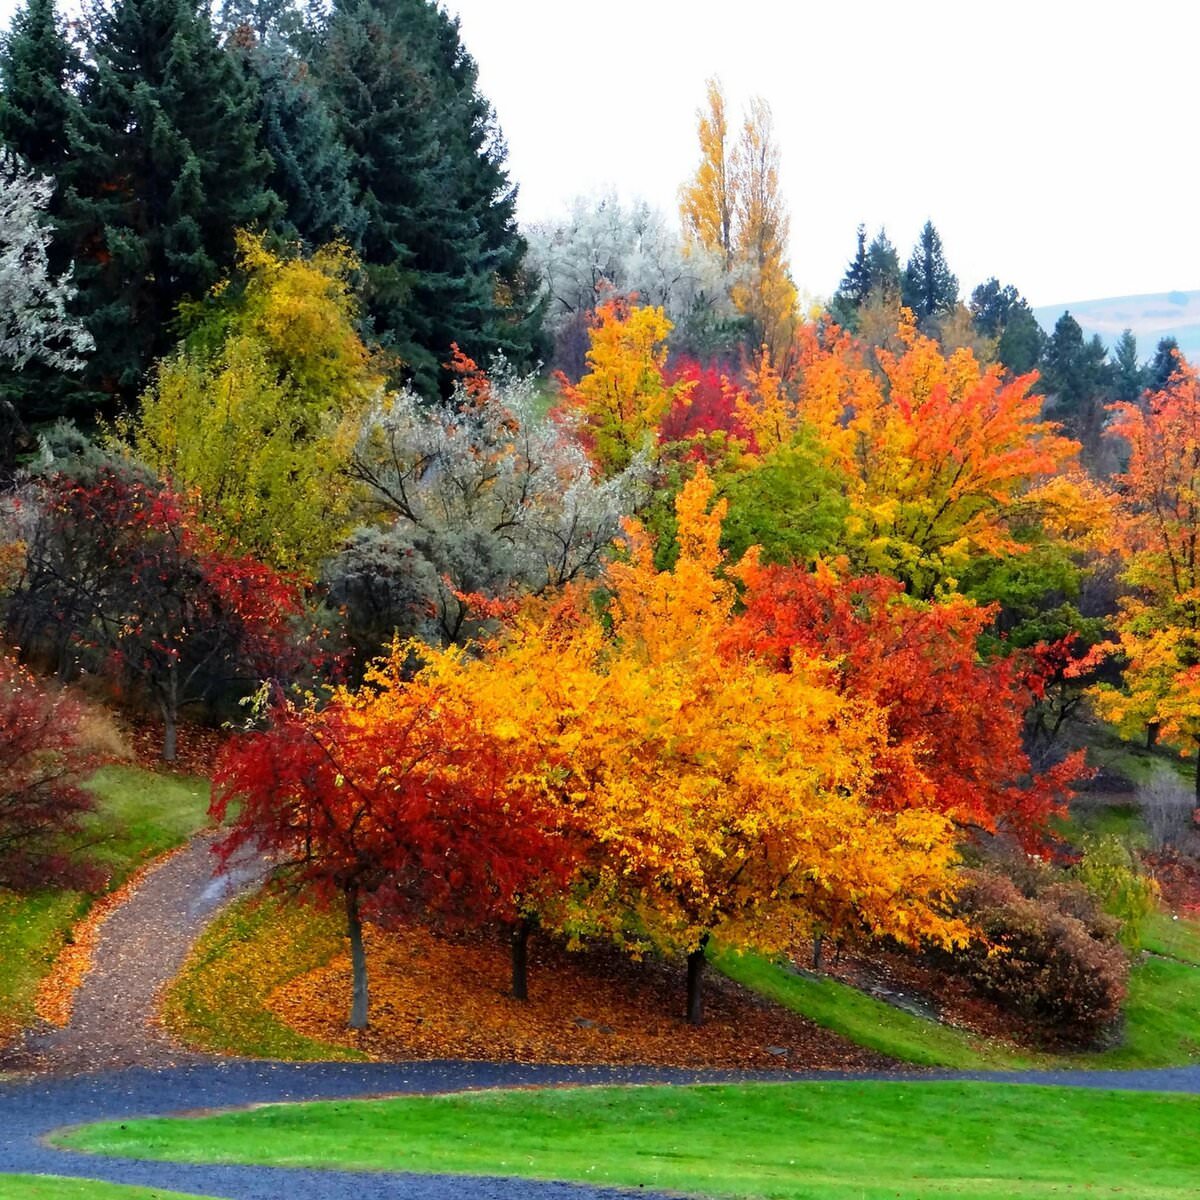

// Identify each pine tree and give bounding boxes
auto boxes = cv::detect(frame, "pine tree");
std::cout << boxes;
[901,220,958,324]
[60,0,277,405]
[315,0,540,396]
[1040,311,1109,455]
[1108,329,1145,403]
[829,224,869,327]
[1147,335,1182,392]
[865,228,901,297]
[0,0,80,170]
[230,30,362,249]
[969,278,1045,375]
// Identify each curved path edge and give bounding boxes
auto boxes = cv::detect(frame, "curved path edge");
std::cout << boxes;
[9,1058,1200,1200]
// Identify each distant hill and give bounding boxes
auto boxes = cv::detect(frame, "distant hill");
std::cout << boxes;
[1033,290,1200,362]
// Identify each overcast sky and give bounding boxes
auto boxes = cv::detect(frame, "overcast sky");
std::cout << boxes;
[445,0,1199,308]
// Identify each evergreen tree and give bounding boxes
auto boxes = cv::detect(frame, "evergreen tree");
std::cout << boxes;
[0,0,80,170]
[60,0,277,405]
[315,0,541,396]
[1147,335,1182,392]
[969,278,1044,375]
[230,30,362,249]
[829,224,868,327]
[865,228,901,297]
[901,219,958,324]
[1108,329,1145,403]
[830,224,901,329]
[1040,311,1109,454]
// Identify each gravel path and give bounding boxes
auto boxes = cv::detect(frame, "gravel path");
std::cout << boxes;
[0,834,264,1074]
[9,1059,1200,1200]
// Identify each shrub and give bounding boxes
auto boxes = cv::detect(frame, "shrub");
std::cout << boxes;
[1074,834,1160,948]
[946,867,1128,1047]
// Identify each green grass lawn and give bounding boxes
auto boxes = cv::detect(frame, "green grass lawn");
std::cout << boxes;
[57,1079,1200,1199]
[0,765,211,1040]
[161,891,363,1061]
[0,1178,216,1199]
[717,930,1200,1072]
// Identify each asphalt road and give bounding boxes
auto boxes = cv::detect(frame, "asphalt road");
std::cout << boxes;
[10,1059,1200,1200]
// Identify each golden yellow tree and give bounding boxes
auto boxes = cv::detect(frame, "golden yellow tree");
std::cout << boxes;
[555,298,692,474]
[679,77,735,270]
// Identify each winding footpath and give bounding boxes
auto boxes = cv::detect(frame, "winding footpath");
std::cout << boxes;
[7,831,1200,1199]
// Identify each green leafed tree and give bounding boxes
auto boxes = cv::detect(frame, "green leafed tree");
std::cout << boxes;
[59,0,278,407]
[122,233,381,576]
[969,278,1045,376]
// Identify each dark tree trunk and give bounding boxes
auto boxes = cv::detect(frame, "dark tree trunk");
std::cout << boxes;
[1194,741,1200,807]
[812,933,824,972]
[686,933,710,1027]
[1147,721,1160,749]
[160,663,179,763]
[510,917,531,1001]
[346,886,369,1030]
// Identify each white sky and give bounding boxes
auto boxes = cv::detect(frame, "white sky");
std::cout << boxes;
[445,0,1200,308]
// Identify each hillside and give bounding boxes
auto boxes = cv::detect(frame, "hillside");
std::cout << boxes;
[1033,289,1200,359]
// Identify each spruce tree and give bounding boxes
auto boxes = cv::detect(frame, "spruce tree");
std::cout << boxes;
[1108,329,1145,403]
[60,0,277,404]
[969,278,1044,376]
[315,0,540,395]
[0,0,80,170]
[1147,336,1181,392]
[1040,311,1109,454]
[230,30,362,249]
[901,220,958,324]
[829,224,869,327]
[865,228,901,297]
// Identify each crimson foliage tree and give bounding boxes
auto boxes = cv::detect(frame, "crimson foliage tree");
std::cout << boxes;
[212,655,576,1028]
[724,561,1086,840]
[0,655,99,891]
[7,465,305,760]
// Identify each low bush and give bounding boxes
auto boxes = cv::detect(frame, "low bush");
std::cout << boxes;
[942,867,1128,1048]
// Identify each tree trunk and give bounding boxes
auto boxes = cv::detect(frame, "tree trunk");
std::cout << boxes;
[161,663,179,763]
[812,933,824,972]
[346,887,369,1030]
[686,934,710,1027]
[1194,741,1200,808]
[1147,721,1160,749]
[510,917,531,1001]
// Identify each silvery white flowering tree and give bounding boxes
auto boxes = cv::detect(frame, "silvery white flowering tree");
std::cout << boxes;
[0,154,92,372]
[330,358,647,660]
[525,193,733,368]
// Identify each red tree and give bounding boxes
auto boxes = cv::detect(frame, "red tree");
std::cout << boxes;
[212,654,578,1027]
[0,655,100,891]
[8,466,306,760]
[659,357,752,446]
[724,559,1086,840]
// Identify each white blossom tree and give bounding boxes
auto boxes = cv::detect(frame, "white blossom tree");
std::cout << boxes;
[524,193,735,368]
[0,154,92,372]
[328,358,647,660]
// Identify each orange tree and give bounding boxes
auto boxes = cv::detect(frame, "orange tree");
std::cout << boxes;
[1091,363,1200,797]
[732,315,1090,598]
[442,469,968,1023]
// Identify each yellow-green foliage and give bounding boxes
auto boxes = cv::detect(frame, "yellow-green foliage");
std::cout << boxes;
[1076,834,1160,948]
[124,232,382,576]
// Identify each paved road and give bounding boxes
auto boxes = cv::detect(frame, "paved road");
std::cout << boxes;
[1,836,265,1075]
[9,1059,1200,1200]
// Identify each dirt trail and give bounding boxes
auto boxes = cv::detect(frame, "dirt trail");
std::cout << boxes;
[0,833,264,1074]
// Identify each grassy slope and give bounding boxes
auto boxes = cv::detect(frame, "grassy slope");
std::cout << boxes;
[0,765,210,1040]
[718,924,1200,1072]
[0,1178,216,1200]
[58,1079,1200,1199]
[162,892,364,1061]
